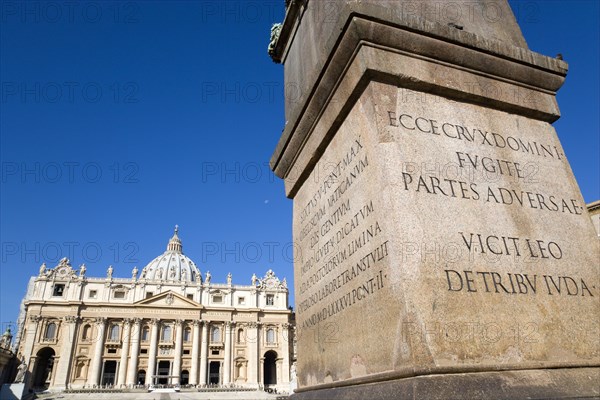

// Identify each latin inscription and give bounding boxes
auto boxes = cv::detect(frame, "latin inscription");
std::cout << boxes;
[388,110,596,298]
[296,136,389,331]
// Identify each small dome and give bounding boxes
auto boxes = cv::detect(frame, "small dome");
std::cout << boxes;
[141,226,200,282]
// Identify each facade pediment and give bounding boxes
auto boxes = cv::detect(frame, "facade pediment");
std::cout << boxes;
[134,291,200,308]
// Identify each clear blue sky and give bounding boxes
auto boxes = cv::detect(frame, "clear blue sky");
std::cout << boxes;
[1,1,598,331]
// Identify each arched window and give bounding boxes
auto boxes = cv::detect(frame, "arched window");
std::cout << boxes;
[109,325,120,341]
[82,324,91,340]
[161,325,172,342]
[211,326,221,342]
[183,327,191,342]
[75,358,87,378]
[266,328,275,344]
[45,322,57,340]
[237,328,244,343]
[141,326,149,342]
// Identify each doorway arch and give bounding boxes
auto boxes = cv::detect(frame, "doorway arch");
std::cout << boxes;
[157,360,170,385]
[137,369,146,385]
[101,360,117,385]
[209,361,220,385]
[263,350,277,386]
[32,347,56,389]
[181,369,189,385]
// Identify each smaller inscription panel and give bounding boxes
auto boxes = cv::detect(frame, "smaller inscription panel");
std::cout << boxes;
[293,89,402,387]
[292,81,600,389]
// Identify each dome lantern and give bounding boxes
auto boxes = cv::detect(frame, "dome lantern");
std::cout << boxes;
[167,224,183,253]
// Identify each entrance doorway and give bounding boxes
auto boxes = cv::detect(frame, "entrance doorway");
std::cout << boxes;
[137,369,146,385]
[101,361,117,385]
[209,361,220,384]
[157,360,170,385]
[181,370,189,385]
[263,351,277,386]
[32,347,55,390]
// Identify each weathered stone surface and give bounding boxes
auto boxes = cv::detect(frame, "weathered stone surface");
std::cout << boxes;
[291,367,600,400]
[270,1,567,179]
[291,80,599,389]
[0,383,26,400]
[270,0,600,398]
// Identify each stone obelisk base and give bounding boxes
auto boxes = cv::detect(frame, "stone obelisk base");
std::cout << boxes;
[0,383,28,400]
[291,367,600,400]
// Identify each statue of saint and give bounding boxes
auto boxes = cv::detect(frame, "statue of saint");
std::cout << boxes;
[39,263,46,276]
[205,271,211,284]
[0,327,12,349]
[14,361,27,383]
[227,272,232,285]
[251,273,257,286]
[132,266,138,280]
[79,264,86,277]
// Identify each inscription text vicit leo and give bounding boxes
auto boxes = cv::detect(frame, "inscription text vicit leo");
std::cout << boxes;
[387,108,596,299]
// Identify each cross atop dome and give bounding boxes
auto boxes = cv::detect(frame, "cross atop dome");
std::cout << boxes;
[167,225,183,253]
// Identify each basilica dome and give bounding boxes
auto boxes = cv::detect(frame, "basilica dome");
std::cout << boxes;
[140,226,201,282]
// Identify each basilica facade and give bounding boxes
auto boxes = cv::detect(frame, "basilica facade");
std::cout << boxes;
[14,228,295,393]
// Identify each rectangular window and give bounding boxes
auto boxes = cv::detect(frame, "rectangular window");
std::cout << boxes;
[266,328,276,344]
[183,350,190,355]
[266,294,274,306]
[107,349,117,354]
[146,292,153,298]
[88,290,97,299]
[238,297,246,305]
[53,284,65,297]
[114,291,125,299]
[187,294,194,300]
[211,350,220,355]
[213,295,223,303]
[140,349,148,354]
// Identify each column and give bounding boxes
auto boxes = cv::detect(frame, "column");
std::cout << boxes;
[259,358,264,387]
[22,315,41,365]
[247,322,258,387]
[220,360,224,384]
[257,323,263,386]
[190,320,201,386]
[147,319,159,385]
[89,317,107,386]
[199,320,209,385]
[117,319,131,387]
[280,323,291,384]
[126,318,142,386]
[223,322,233,384]
[53,316,79,390]
[172,319,183,385]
